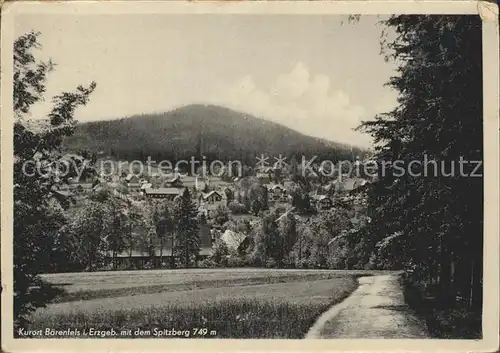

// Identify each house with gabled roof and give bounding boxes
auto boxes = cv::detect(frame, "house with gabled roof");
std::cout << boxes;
[267,183,287,201]
[312,194,333,210]
[220,230,247,252]
[125,174,141,191]
[125,174,140,183]
[143,187,185,200]
[166,175,183,188]
[202,190,223,204]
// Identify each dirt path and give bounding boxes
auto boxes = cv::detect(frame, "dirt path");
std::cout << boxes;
[305,274,428,339]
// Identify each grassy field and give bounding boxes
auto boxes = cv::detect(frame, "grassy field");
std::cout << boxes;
[41,268,379,302]
[26,269,385,338]
[47,272,353,303]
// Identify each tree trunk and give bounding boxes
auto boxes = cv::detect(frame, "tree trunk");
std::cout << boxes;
[471,256,483,310]
[159,236,163,268]
[128,220,133,268]
[438,233,453,306]
[171,233,175,268]
[298,234,302,262]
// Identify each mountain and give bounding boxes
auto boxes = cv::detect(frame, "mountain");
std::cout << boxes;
[64,104,366,164]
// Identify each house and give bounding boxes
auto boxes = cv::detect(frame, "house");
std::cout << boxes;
[72,183,93,194]
[220,230,247,252]
[92,177,106,189]
[143,187,185,200]
[91,178,108,193]
[198,206,209,217]
[195,176,209,191]
[339,178,369,194]
[312,194,333,210]
[267,184,287,200]
[125,174,140,184]
[166,175,183,188]
[140,183,153,191]
[125,174,142,191]
[159,165,173,176]
[275,206,296,223]
[256,173,270,184]
[202,190,223,204]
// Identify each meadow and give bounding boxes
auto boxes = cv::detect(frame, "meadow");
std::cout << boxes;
[27,269,383,338]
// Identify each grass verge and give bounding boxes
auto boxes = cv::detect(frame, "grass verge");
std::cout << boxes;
[24,277,359,338]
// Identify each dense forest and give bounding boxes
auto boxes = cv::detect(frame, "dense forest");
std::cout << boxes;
[63,104,367,164]
[355,15,484,337]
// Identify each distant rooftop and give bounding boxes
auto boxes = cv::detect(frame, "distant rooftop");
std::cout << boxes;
[116,247,213,258]
[202,190,222,199]
[143,187,185,195]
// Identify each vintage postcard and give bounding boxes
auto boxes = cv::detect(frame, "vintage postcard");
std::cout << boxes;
[1,1,499,352]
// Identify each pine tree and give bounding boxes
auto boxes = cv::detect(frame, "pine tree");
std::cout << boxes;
[105,195,128,269]
[124,198,143,266]
[173,189,200,268]
[146,200,172,268]
[278,213,297,264]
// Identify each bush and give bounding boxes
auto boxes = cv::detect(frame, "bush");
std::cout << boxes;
[211,205,230,226]
[228,201,247,215]
[403,278,482,339]
[294,259,309,269]
[211,238,229,264]
[227,256,245,268]
[198,258,218,268]
[250,199,262,215]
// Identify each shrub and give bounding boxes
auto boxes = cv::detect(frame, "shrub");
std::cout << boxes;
[198,258,217,268]
[295,259,309,269]
[227,256,245,268]
[211,205,230,226]
[211,239,229,264]
[228,201,247,215]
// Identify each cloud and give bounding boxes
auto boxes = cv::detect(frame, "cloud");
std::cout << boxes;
[207,62,371,147]
[273,61,310,101]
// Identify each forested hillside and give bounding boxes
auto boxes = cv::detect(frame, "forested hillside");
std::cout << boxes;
[64,104,366,163]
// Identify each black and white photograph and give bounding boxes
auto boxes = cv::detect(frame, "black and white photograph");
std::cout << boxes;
[1,1,499,352]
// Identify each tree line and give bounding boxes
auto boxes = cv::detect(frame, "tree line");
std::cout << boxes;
[355,15,484,317]
[51,186,201,273]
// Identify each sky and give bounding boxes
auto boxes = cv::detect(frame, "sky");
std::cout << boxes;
[15,14,399,148]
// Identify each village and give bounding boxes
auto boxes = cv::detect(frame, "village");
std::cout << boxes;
[53,155,375,269]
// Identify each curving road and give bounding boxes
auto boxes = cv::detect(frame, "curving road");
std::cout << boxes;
[306,274,429,339]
